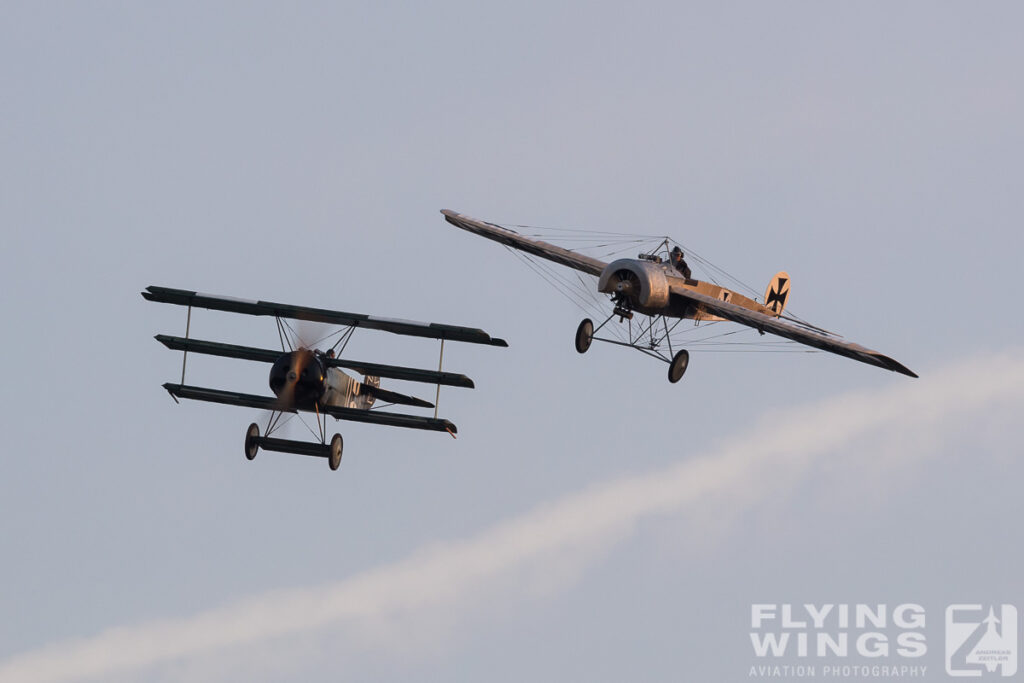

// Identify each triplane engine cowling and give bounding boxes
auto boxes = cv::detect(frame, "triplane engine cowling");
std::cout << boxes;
[597,258,671,311]
[269,349,326,408]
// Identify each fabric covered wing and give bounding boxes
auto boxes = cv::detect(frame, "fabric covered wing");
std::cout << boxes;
[165,383,292,412]
[144,286,507,347]
[156,335,281,363]
[155,335,475,388]
[163,384,458,432]
[668,286,917,377]
[320,404,456,432]
[328,358,474,389]
[442,210,608,276]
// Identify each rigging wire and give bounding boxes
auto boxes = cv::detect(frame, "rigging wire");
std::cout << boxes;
[496,219,821,353]
[503,246,629,344]
[506,247,625,341]
[521,252,631,344]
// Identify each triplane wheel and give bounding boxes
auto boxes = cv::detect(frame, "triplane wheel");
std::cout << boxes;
[244,423,260,461]
[575,318,594,354]
[329,433,344,471]
[668,350,690,383]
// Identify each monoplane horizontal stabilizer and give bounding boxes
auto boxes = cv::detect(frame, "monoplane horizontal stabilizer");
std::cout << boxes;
[155,335,476,388]
[144,286,508,347]
[163,383,458,432]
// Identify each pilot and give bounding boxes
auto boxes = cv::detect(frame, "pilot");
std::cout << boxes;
[670,246,692,279]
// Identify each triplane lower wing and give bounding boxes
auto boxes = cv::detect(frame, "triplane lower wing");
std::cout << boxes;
[441,210,915,381]
[145,286,507,471]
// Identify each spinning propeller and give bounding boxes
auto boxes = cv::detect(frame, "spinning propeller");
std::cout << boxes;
[269,348,325,410]
[261,319,332,435]
[606,269,641,311]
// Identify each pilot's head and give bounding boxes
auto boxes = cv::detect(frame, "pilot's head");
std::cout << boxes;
[671,246,685,262]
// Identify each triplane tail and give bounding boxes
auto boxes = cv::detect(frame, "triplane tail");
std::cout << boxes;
[360,375,380,409]
[763,271,791,316]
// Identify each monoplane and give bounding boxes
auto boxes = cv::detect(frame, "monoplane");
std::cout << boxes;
[441,210,915,382]
[145,285,507,470]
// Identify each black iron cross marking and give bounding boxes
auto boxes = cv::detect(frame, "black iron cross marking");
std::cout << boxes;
[766,278,789,310]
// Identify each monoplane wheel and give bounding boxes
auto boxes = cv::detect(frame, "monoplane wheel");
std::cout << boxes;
[329,433,343,471]
[244,423,260,461]
[668,350,690,383]
[575,318,594,354]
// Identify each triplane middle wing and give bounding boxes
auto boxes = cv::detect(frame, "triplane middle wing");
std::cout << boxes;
[441,210,915,381]
[145,286,507,472]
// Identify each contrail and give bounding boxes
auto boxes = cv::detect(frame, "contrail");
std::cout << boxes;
[2,351,1020,683]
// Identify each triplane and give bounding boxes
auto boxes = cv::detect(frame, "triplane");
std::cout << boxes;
[144,286,507,470]
[441,210,915,381]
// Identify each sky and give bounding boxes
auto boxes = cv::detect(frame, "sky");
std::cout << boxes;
[1,2,1022,682]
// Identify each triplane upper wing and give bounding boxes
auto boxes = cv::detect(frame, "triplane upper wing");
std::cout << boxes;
[144,285,508,346]
[145,285,507,472]
[440,209,915,381]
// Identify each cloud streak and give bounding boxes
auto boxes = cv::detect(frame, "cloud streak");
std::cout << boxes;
[2,350,1021,682]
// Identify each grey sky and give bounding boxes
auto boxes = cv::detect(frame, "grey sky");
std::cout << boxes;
[1,2,1021,681]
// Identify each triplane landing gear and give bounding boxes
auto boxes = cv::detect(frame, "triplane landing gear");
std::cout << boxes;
[242,420,344,471]
[575,313,692,384]
[245,423,260,460]
[329,433,343,471]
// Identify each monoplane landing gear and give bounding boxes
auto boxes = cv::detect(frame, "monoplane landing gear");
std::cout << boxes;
[244,422,260,460]
[668,350,690,383]
[575,318,594,354]
[328,433,343,471]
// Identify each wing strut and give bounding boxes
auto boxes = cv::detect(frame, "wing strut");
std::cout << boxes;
[173,304,193,401]
[433,339,454,437]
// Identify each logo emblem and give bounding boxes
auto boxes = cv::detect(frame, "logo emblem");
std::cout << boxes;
[946,604,1018,677]
[763,273,790,315]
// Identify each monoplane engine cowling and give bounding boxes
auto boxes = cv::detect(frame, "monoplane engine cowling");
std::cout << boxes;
[597,259,671,310]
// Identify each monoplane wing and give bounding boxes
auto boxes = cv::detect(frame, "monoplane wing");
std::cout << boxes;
[155,335,476,388]
[668,285,917,377]
[163,384,458,432]
[144,286,507,347]
[441,210,608,276]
